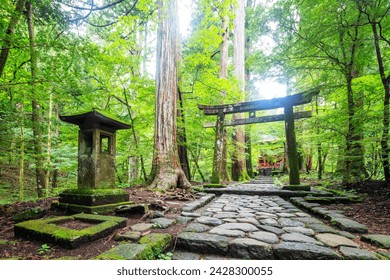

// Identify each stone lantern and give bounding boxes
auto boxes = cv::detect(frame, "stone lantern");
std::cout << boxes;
[56,110,133,213]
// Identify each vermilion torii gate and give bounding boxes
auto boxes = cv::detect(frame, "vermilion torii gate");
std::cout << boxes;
[198,89,319,186]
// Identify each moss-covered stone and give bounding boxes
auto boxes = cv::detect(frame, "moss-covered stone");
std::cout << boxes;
[95,234,172,260]
[12,207,45,223]
[59,188,129,206]
[53,201,135,214]
[378,251,390,259]
[94,243,148,260]
[14,214,126,248]
[361,234,390,249]
[139,233,173,259]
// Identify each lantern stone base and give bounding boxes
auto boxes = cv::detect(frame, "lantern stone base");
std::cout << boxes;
[58,188,129,206]
[53,188,136,214]
[52,200,139,214]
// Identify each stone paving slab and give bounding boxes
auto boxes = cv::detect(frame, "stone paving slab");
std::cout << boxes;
[151,218,176,229]
[274,242,341,260]
[229,238,273,259]
[361,234,390,249]
[175,180,380,260]
[177,232,230,255]
[315,233,359,248]
[330,217,368,233]
[339,246,379,260]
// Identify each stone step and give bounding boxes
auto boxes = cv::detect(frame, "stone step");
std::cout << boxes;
[361,234,390,249]
[330,217,368,234]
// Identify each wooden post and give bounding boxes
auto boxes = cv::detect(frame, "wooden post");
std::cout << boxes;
[284,105,300,185]
[211,113,225,183]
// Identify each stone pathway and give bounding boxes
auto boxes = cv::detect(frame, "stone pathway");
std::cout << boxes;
[174,178,385,260]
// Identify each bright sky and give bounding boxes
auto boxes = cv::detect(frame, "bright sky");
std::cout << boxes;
[177,0,287,100]
[178,0,193,38]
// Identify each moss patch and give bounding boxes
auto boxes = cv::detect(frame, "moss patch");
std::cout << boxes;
[0,239,18,246]
[139,233,173,259]
[95,243,148,260]
[95,233,173,260]
[58,188,129,206]
[60,188,127,196]
[14,214,126,249]
[53,201,135,214]
[13,207,46,223]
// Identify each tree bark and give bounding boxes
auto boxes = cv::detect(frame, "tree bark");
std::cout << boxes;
[245,0,254,178]
[18,101,25,200]
[26,1,46,197]
[284,105,300,185]
[343,76,367,184]
[177,88,191,181]
[219,11,230,182]
[211,113,225,183]
[210,11,231,184]
[232,0,249,181]
[371,22,390,184]
[336,9,367,184]
[189,147,206,182]
[245,127,254,177]
[45,93,53,196]
[0,0,26,77]
[122,91,148,181]
[147,0,191,191]
[52,102,59,189]
[315,96,323,179]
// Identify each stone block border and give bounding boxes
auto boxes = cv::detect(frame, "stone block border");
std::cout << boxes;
[182,193,216,212]
[14,213,127,248]
[290,197,368,233]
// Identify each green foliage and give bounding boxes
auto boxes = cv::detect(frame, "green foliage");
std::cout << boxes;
[37,243,51,255]
[157,252,173,260]
[1,0,390,201]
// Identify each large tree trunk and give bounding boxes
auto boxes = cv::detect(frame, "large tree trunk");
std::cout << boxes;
[147,0,191,191]
[177,88,191,181]
[51,102,59,189]
[231,0,249,181]
[211,12,230,183]
[211,113,225,183]
[343,76,367,184]
[18,101,25,200]
[219,12,230,183]
[245,0,254,178]
[45,93,53,196]
[315,96,323,179]
[336,10,367,184]
[371,22,390,184]
[0,0,26,77]
[26,1,46,197]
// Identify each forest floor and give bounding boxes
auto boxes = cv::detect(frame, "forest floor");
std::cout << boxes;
[0,181,389,260]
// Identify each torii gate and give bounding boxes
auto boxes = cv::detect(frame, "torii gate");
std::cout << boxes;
[198,89,319,186]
